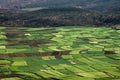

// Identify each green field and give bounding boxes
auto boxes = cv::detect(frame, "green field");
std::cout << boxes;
[0,26,120,80]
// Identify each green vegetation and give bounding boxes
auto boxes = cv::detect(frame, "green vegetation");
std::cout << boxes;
[0,26,120,80]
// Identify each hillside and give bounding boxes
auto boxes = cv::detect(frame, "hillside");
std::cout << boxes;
[0,0,120,11]
[0,0,120,27]
[0,7,120,27]
[0,26,120,80]
[0,1,120,80]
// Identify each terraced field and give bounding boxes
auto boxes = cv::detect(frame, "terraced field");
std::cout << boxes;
[0,26,120,80]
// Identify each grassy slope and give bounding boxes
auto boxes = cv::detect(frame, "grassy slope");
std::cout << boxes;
[0,26,120,80]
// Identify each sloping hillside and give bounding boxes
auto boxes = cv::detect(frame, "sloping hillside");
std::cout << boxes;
[0,0,120,27]
[0,0,120,11]
[0,7,120,27]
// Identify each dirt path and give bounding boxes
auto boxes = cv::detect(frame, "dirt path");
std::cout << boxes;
[0,50,71,59]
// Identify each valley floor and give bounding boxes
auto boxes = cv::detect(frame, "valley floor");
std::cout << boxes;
[0,26,120,80]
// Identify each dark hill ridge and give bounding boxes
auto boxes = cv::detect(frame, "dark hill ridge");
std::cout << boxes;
[0,7,120,27]
[0,0,120,11]
[0,0,120,27]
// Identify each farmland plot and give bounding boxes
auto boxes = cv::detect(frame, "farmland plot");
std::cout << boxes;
[0,26,120,80]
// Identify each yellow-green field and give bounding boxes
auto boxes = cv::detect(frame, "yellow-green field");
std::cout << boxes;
[0,26,120,80]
